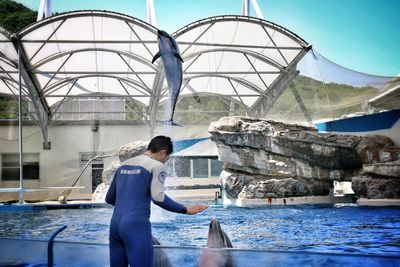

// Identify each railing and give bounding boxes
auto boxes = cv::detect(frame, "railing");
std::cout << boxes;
[0,237,399,267]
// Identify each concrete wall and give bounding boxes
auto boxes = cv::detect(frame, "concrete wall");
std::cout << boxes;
[0,122,211,201]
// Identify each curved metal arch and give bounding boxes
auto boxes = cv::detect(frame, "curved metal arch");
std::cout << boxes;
[0,56,18,69]
[0,26,11,39]
[0,77,29,96]
[17,10,158,38]
[0,75,19,84]
[0,28,18,64]
[173,15,309,47]
[32,48,157,70]
[175,74,265,96]
[183,47,285,71]
[43,74,152,96]
[159,91,246,106]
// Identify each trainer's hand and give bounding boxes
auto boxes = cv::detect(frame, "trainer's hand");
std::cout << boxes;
[186,205,208,215]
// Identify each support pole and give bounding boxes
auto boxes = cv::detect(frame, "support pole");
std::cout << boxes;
[251,0,265,19]
[242,0,250,16]
[146,0,157,27]
[37,0,52,21]
[18,48,25,205]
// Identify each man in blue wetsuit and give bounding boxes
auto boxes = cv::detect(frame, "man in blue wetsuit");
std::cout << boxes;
[106,136,208,267]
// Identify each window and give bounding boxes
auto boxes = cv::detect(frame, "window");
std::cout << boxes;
[79,152,104,165]
[211,159,222,177]
[1,153,39,181]
[92,163,104,192]
[54,98,126,121]
[173,158,190,178]
[193,158,208,178]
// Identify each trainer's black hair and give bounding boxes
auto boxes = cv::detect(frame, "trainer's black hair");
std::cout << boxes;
[147,135,173,155]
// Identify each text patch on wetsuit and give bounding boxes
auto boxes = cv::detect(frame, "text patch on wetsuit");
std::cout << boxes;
[120,169,141,175]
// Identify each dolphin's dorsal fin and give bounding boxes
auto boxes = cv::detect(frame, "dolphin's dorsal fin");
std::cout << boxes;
[173,52,184,63]
[152,51,161,63]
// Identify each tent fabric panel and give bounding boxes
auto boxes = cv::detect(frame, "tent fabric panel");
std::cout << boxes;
[1,12,311,120]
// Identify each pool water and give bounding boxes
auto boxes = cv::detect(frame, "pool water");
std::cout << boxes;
[0,202,399,256]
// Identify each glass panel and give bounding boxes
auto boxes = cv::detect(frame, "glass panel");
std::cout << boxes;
[0,238,47,265]
[0,93,24,200]
[91,163,104,192]
[1,154,39,181]
[211,159,222,177]
[0,238,399,267]
[193,158,208,178]
[174,158,190,178]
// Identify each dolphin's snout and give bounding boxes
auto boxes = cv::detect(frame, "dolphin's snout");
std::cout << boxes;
[209,219,221,232]
[157,30,168,37]
[210,218,218,225]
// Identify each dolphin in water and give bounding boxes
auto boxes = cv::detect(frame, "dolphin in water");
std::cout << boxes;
[199,219,236,267]
[152,30,184,126]
[152,236,173,267]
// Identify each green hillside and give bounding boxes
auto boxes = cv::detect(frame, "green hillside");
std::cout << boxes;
[0,76,379,123]
[0,0,36,33]
[267,75,379,123]
[161,75,379,125]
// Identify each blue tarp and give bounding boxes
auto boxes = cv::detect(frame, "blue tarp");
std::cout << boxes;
[172,137,209,153]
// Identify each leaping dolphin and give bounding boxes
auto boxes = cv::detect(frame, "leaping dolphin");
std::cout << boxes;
[199,219,236,267]
[152,30,183,126]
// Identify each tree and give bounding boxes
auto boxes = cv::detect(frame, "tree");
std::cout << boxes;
[0,0,37,33]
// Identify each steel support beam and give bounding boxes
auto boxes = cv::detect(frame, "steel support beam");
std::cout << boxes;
[249,45,311,117]
[290,83,313,126]
[148,62,165,138]
[11,34,52,148]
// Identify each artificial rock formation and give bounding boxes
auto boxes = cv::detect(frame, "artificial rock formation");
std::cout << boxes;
[118,141,149,162]
[352,160,400,199]
[93,141,148,201]
[210,116,399,200]
[102,140,148,184]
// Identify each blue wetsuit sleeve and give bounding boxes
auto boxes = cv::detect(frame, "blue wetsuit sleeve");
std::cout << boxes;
[153,194,187,214]
[105,170,117,205]
[151,165,187,214]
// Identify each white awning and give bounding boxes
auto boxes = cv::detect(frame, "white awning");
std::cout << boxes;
[173,138,218,157]
[0,28,20,96]
[368,81,400,110]
[1,11,311,135]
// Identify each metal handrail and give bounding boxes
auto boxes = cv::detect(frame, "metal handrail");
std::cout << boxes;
[47,225,67,267]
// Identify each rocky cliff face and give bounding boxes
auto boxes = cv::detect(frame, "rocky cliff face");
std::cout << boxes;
[92,141,148,201]
[210,117,400,200]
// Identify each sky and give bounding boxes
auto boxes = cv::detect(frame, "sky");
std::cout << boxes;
[15,0,400,77]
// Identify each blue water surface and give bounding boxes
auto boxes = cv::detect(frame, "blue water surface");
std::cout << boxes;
[0,202,399,257]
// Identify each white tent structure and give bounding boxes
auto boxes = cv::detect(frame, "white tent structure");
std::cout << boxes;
[1,11,311,144]
[0,9,311,203]
[1,3,396,203]
[0,28,20,99]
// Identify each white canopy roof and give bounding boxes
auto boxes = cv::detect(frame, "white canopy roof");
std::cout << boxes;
[0,28,20,97]
[17,11,159,107]
[368,81,400,110]
[174,16,309,108]
[0,11,310,141]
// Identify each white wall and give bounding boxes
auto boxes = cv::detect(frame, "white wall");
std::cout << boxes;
[0,122,211,201]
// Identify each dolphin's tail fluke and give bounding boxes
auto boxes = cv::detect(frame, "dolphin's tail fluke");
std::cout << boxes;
[156,120,182,127]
